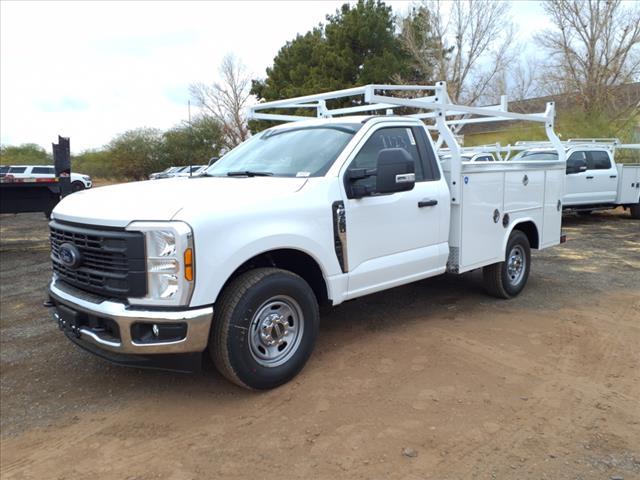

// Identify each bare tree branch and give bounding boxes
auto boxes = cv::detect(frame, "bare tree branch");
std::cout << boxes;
[535,0,640,112]
[190,54,251,150]
[400,0,516,105]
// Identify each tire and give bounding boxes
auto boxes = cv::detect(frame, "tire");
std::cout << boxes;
[210,268,319,390]
[71,181,85,192]
[630,203,640,219]
[483,230,531,299]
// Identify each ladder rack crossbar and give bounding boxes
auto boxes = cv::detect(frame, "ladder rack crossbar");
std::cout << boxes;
[249,83,551,126]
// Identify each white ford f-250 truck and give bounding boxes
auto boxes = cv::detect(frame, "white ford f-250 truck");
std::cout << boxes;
[47,83,567,389]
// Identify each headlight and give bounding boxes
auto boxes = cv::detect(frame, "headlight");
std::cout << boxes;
[82,175,91,181]
[125,221,195,307]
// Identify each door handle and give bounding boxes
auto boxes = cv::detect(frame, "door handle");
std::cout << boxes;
[586,176,594,179]
[418,199,438,208]
[610,175,617,178]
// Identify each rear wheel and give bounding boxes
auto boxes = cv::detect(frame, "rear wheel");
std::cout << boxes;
[630,203,640,219]
[210,268,319,390]
[483,230,531,299]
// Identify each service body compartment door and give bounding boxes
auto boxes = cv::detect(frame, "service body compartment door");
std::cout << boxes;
[541,168,564,248]
[616,165,640,204]
[504,170,545,211]
[459,171,504,269]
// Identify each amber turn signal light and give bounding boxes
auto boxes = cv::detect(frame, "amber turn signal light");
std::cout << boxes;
[184,248,194,281]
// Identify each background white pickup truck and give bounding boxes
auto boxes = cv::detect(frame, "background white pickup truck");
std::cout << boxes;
[47,83,567,390]
[3,165,92,191]
[514,141,640,218]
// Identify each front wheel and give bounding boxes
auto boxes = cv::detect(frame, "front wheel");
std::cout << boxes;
[483,230,531,299]
[210,268,319,390]
[71,181,85,192]
[630,203,640,219]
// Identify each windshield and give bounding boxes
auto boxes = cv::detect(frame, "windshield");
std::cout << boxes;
[512,150,559,161]
[205,124,360,178]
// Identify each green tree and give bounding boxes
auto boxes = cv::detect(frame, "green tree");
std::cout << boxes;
[72,150,114,179]
[163,116,224,167]
[251,0,411,127]
[0,143,51,165]
[107,128,164,180]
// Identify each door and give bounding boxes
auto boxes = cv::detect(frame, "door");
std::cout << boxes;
[586,150,617,203]
[341,125,449,298]
[564,150,589,205]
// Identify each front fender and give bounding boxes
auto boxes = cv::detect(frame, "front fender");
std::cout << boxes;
[189,231,341,307]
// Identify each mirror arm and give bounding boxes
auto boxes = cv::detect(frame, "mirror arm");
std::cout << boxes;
[348,168,377,181]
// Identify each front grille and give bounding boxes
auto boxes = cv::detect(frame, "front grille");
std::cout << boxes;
[50,220,146,299]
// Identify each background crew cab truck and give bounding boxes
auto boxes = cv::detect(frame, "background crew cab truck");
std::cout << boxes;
[460,139,640,218]
[47,83,567,390]
[513,139,640,218]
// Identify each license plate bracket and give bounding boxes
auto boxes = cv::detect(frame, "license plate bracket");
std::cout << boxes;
[56,304,82,338]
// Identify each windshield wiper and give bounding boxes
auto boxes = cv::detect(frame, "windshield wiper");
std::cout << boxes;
[226,171,273,177]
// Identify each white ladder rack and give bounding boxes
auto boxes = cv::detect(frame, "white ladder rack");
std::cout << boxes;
[248,82,564,204]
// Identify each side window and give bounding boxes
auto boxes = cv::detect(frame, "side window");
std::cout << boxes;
[347,127,425,182]
[476,155,493,162]
[32,167,54,174]
[587,151,611,170]
[8,166,27,173]
[567,151,587,170]
[414,127,441,181]
[568,151,587,163]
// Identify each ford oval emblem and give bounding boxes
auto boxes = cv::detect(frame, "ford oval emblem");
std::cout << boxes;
[59,243,82,269]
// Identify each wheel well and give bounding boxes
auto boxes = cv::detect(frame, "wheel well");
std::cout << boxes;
[513,221,539,249]
[222,249,329,305]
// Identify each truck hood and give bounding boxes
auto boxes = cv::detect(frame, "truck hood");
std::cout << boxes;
[52,176,309,227]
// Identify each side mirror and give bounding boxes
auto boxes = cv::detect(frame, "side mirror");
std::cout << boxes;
[566,158,587,174]
[208,157,219,167]
[375,148,415,194]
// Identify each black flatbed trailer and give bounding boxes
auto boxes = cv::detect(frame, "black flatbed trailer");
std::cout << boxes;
[0,178,61,218]
[0,136,72,218]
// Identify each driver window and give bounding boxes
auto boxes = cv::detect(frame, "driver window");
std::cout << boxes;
[348,127,424,181]
[567,151,587,163]
[567,151,587,171]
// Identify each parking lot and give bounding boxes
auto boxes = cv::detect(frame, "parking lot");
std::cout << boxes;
[1,209,639,479]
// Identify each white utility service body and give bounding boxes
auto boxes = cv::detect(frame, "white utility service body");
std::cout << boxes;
[47,83,566,389]
[452,139,640,217]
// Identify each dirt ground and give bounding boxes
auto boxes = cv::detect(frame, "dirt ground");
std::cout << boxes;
[1,209,639,479]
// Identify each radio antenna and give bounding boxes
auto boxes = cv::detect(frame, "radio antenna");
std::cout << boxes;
[188,100,193,177]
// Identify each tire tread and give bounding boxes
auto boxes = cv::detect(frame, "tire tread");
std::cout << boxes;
[211,268,313,389]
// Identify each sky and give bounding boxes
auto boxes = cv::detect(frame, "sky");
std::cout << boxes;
[0,0,550,153]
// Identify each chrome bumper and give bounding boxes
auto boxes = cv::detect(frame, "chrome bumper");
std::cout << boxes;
[49,280,213,355]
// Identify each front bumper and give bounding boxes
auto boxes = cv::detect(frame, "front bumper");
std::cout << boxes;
[49,280,213,361]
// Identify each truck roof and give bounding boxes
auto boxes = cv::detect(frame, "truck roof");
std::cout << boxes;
[267,115,422,131]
